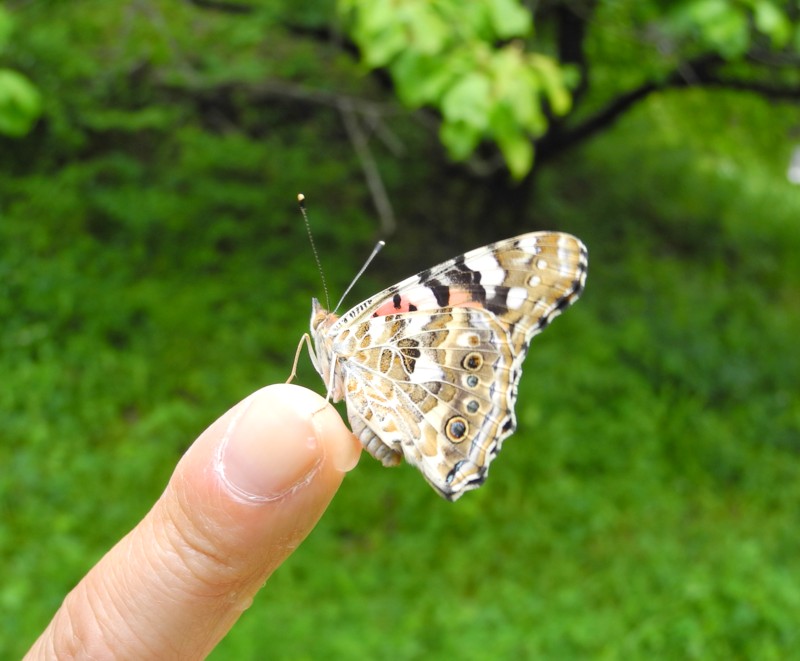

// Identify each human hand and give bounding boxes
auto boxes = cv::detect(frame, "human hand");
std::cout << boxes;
[25,384,361,660]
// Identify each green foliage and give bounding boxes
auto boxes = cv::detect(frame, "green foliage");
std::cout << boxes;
[666,0,794,57]
[339,0,800,177]
[0,7,41,136]
[339,0,573,178]
[0,68,41,136]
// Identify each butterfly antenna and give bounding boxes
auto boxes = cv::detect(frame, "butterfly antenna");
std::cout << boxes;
[334,239,385,313]
[298,193,330,311]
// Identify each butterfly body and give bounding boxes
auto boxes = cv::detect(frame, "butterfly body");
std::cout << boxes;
[309,232,587,501]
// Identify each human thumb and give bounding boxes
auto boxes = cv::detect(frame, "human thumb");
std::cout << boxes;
[26,384,361,660]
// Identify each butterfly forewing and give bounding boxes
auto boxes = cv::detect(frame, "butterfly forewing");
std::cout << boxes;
[310,231,587,500]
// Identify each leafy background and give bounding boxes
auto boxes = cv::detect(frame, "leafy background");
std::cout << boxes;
[2,1,799,658]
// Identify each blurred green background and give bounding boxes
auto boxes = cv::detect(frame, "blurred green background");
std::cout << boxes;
[2,1,799,658]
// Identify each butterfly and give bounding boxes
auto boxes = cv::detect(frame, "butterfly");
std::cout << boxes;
[299,232,588,501]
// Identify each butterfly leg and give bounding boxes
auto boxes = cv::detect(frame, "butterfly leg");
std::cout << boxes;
[286,333,317,384]
[324,355,339,403]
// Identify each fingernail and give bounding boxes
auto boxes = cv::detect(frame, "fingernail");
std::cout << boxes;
[216,395,323,502]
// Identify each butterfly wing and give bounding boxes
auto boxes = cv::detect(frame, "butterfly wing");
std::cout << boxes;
[325,232,588,500]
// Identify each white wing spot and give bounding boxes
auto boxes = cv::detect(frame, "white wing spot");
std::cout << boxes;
[517,236,540,252]
[528,274,541,287]
[506,286,527,310]
[557,236,572,261]
[405,313,434,336]
[465,253,503,286]
[409,356,445,384]
[398,285,440,309]
[457,332,481,348]
[536,258,548,270]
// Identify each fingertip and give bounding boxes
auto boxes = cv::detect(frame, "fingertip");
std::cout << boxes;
[304,394,362,474]
[257,384,362,473]
[256,384,361,474]
[215,385,360,502]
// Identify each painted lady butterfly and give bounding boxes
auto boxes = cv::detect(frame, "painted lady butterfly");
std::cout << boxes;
[301,232,587,501]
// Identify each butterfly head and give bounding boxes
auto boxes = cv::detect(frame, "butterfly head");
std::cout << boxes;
[310,298,346,401]
[310,298,339,334]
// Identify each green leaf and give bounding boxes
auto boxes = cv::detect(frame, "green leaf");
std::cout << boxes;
[490,102,534,178]
[707,8,749,58]
[684,0,750,58]
[688,0,730,23]
[348,0,406,67]
[440,72,491,130]
[347,0,450,66]
[360,28,406,67]
[439,119,482,160]
[0,69,42,137]
[489,46,529,106]
[530,54,572,117]
[486,0,532,39]
[349,0,394,36]
[753,0,791,48]
[402,2,449,54]
[501,136,532,179]
[392,52,456,107]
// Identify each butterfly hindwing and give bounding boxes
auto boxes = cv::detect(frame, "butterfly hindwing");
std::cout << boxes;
[339,307,514,498]
[310,231,588,501]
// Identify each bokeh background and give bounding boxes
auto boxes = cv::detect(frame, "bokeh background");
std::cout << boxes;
[3,1,799,658]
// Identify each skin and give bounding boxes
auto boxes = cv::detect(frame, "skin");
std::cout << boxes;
[25,384,361,660]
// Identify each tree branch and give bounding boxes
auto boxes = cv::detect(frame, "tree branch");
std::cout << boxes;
[339,99,397,236]
[158,76,404,231]
[537,53,800,164]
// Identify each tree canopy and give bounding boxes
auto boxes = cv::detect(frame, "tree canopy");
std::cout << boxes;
[3,0,799,181]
